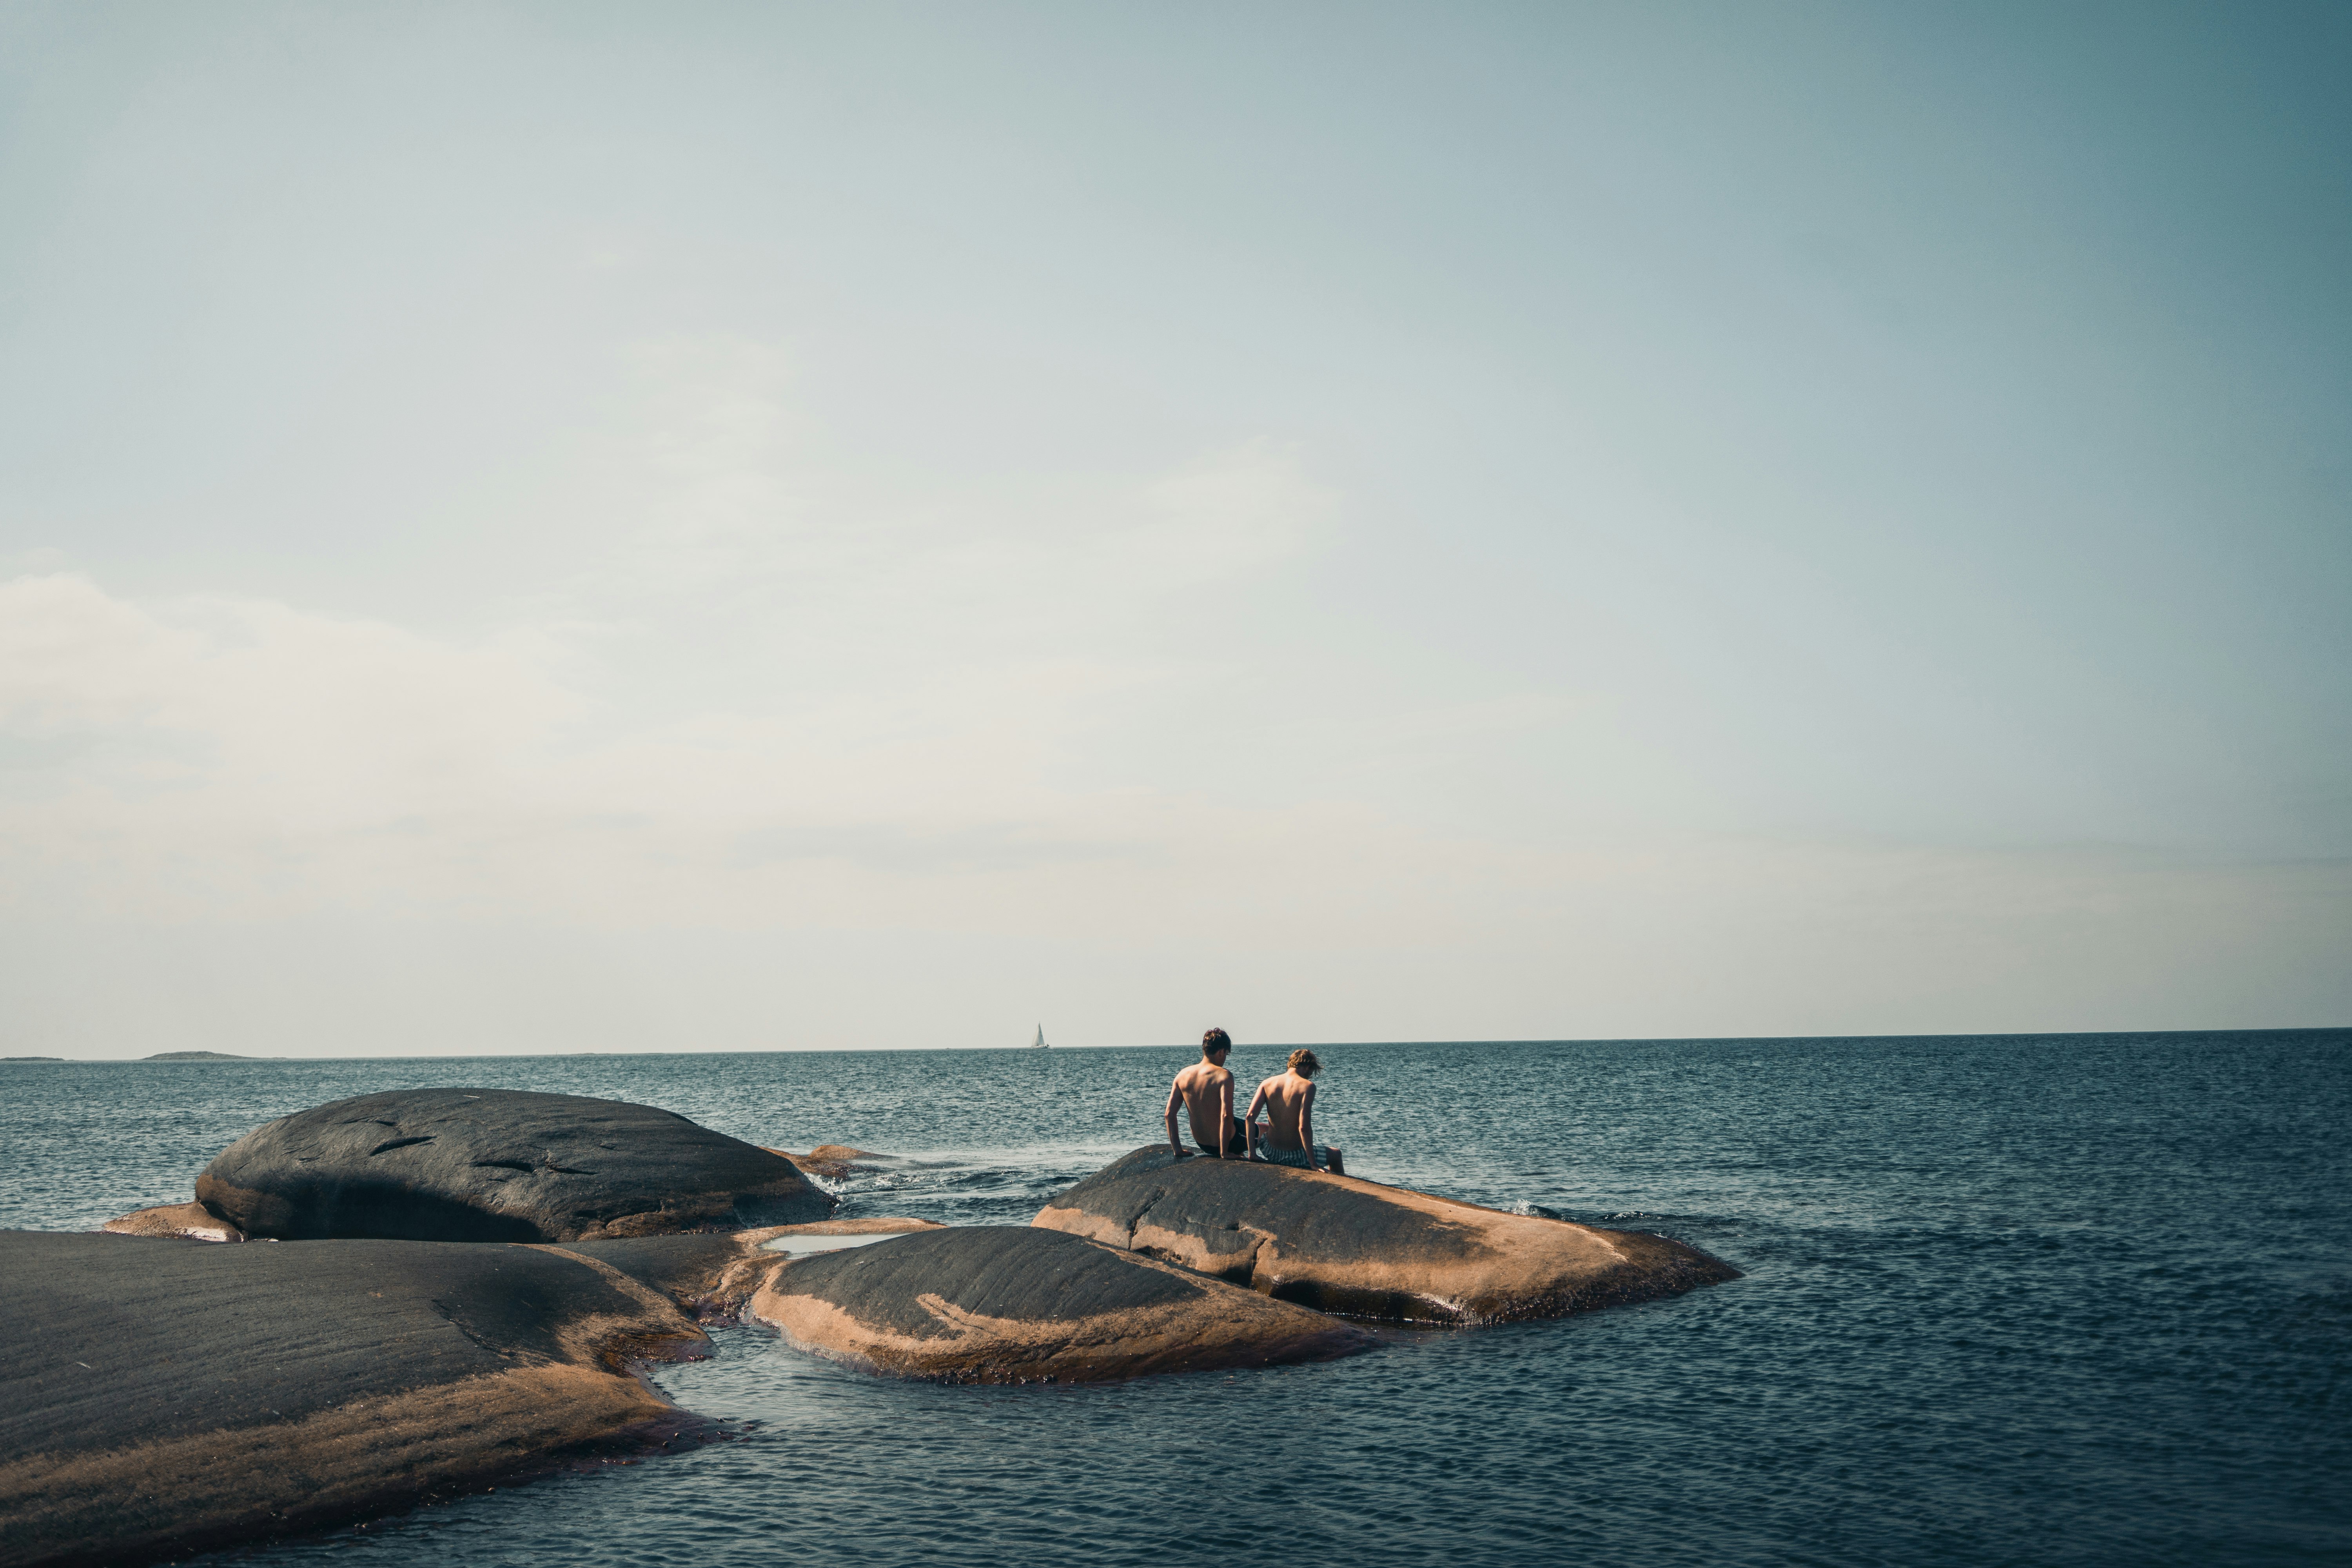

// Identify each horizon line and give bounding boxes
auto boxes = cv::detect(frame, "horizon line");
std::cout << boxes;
[5,1024,2345,1064]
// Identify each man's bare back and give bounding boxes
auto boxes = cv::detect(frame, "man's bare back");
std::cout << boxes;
[1172,1059,1236,1146]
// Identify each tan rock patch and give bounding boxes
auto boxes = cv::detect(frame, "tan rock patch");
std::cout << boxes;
[100,1202,246,1243]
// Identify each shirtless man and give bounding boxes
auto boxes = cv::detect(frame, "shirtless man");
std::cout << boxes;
[1244,1049,1344,1175]
[1165,1027,1248,1159]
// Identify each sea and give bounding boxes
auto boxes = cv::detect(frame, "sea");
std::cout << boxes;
[2,1031,2345,1567]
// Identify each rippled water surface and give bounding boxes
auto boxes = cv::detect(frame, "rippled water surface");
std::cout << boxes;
[4,1032,2346,1565]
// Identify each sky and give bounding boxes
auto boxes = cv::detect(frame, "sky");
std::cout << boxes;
[1,1,2346,1056]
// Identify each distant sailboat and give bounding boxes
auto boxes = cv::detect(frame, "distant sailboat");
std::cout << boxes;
[1032,1025,1049,1049]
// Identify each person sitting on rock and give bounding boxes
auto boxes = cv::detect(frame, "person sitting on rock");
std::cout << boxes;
[1244,1049,1344,1175]
[1165,1027,1249,1159]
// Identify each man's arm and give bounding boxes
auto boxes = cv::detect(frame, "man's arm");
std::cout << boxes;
[1165,1076,1187,1154]
[1300,1081,1318,1170]
[1216,1073,1234,1157]
[1242,1081,1270,1160]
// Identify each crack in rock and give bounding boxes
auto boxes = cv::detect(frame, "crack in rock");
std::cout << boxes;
[368,1136,435,1156]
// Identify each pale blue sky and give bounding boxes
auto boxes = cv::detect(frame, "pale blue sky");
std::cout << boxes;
[2,2,2345,1053]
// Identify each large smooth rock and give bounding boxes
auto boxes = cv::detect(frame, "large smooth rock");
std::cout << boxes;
[0,1228,748,1568]
[750,1224,1374,1383]
[1034,1146,1739,1324]
[196,1089,832,1243]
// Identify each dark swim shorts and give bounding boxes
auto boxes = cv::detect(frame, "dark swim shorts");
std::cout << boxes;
[1192,1118,1253,1159]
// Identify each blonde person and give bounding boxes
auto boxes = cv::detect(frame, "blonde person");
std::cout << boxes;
[1245,1049,1344,1175]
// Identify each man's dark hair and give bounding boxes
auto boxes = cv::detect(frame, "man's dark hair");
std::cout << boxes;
[1201,1027,1232,1058]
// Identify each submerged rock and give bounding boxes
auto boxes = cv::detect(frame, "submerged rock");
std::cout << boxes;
[763,1144,884,1181]
[101,1201,247,1243]
[0,1228,743,1568]
[1033,1146,1739,1324]
[750,1224,1373,1383]
[196,1088,832,1243]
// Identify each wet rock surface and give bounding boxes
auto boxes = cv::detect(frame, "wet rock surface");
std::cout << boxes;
[1034,1146,1740,1323]
[196,1088,832,1243]
[0,1229,739,1568]
[750,1224,1372,1383]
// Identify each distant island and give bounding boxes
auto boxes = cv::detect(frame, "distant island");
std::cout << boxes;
[2,1056,65,1062]
[143,1051,260,1061]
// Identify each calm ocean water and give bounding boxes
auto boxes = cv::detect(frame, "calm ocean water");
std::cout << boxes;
[4,1031,2346,1566]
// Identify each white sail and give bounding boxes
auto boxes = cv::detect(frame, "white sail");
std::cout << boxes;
[1033,1025,1048,1049]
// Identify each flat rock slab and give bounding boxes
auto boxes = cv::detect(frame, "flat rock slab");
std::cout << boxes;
[0,1229,744,1568]
[1034,1146,1739,1324]
[198,1088,832,1243]
[750,1224,1373,1383]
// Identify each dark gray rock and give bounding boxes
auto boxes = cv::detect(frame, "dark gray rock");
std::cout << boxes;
[0,1229,749,1568]
[750,1224,1374,1383]
[1035,1146,1739,1323]
[195,1088,831,1243]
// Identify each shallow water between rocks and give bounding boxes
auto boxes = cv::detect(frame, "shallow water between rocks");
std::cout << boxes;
[4,1031,2345,1566]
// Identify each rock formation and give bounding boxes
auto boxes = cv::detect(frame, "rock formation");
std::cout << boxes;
[1033,1146,1739,1323]
[195,1088,832,1243]
[0,1228,748,1568]
[750,1224,1373,1383]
